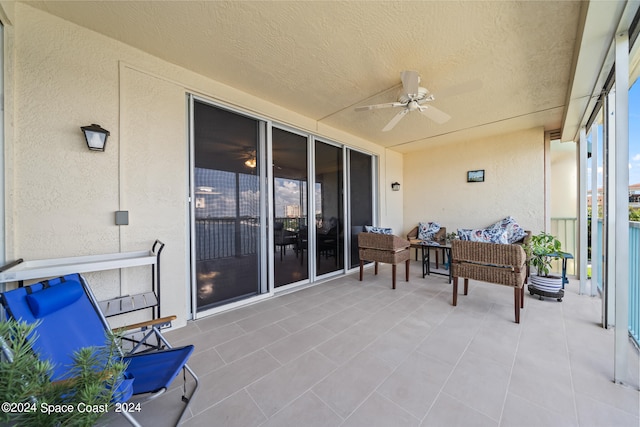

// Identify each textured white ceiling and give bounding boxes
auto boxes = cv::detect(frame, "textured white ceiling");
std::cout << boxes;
[24,1,584,152]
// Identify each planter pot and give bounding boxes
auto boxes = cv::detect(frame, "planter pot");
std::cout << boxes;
[529,274,563,293]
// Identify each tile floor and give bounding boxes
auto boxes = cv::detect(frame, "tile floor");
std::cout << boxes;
[101,261,640,426]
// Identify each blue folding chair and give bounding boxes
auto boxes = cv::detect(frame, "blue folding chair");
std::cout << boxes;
[1,273,199,426]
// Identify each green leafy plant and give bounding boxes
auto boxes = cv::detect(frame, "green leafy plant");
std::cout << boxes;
[0,319,128,427]
[526,231,567,277]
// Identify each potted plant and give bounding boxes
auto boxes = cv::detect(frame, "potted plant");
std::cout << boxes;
[526,231,567,293]
[0,319,128,427]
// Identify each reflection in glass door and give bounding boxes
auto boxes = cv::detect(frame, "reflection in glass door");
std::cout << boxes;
[192,100,264,311]
[272,128,309,287]
[348,150,374,269]
[315,141,344,276]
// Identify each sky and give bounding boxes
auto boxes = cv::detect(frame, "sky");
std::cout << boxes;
[589,80,640,189]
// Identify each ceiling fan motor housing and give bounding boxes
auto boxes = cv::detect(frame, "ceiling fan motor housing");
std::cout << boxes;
[398,87,432,104]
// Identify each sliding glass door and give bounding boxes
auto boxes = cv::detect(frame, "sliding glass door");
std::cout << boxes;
[272,127,309,287]
[192,100,264,311]
[315,141,344,276]
[190,97,377,313]
[348,150,374,269]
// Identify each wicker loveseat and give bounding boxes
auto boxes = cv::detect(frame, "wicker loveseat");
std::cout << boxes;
[358,232,410,289]
[450,239,527,323]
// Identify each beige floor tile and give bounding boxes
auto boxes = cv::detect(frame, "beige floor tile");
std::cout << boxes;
[259,391,343,427]
[265,324,335,364]
[377,351,454,419]
[442,350,511,420]
[100,275,639,427]
[342,392,420,427]
[501,392,578,427]
[575,392,640,427]
[188,390,266,427]
[365,316,434,367]
[215,323,289,363]
[235,304,298,333]
[189,349,280,414]
[247,350,337,417]
[421,393,498,427]
[312,351,394,418]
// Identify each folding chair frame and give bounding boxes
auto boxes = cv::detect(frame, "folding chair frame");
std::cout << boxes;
[1,274,199,427]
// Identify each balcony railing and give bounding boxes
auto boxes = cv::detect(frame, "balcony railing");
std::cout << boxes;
[629,222,640,346]
[594,219,640,347]
[195,217,259,261]
[194,216,308,261]
[550,217,577,276]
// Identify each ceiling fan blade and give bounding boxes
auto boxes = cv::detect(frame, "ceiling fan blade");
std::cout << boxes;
[355,102,404,111]
[431,79,483,100]
[419,105,451,124]
[400,70,420,96]
[382,109,409,132]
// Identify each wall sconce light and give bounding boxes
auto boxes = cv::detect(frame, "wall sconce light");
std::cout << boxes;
[81,124,110,151]
[391,182,400,191]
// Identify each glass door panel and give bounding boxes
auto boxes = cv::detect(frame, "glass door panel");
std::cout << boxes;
[272,128,309,287]
[193,100,263,311]
[348,150,373,269]
[315,141,344,276]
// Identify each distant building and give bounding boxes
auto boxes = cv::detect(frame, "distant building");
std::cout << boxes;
[588,183,640,209]
[285,205,301,218]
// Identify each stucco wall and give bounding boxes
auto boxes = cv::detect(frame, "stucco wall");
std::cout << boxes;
[382,149,403,234]
[550,141,577,218]
[6,4,401,325]
[403,128,545,236]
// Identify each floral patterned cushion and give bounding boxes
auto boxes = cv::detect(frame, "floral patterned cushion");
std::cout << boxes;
[457,229,473,241]
[487,216,526,244]
[457,228,509,244]
[365,226,393,235]
[418,222,440,240]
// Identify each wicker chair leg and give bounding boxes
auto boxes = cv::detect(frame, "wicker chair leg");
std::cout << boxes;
[520,284,524,308]
[514,287,521,323]
[392,264,397,289]
[452,277,458,306]
[374,262,379,275]
[405,259,410,281]
[359,260,364,281]
[463,278,469,295]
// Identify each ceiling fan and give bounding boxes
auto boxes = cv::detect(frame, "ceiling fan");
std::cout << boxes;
[355,70,451,132]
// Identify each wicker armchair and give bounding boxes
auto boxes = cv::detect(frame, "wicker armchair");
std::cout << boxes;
[450,240,527,323]
[358,232,410,289]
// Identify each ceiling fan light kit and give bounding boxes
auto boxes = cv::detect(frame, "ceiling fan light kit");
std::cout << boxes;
[355,70,452,131]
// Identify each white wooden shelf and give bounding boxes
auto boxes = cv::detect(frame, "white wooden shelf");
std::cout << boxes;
[0,250,157,284]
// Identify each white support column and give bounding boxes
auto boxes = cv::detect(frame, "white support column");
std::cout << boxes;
[605,89,616,328]
[614,30,629,385]
[590,124,599,297]
[578,127,588,295]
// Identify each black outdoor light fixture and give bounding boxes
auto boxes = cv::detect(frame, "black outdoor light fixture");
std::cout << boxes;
[391,182,400,191]
[81,124,110,151]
